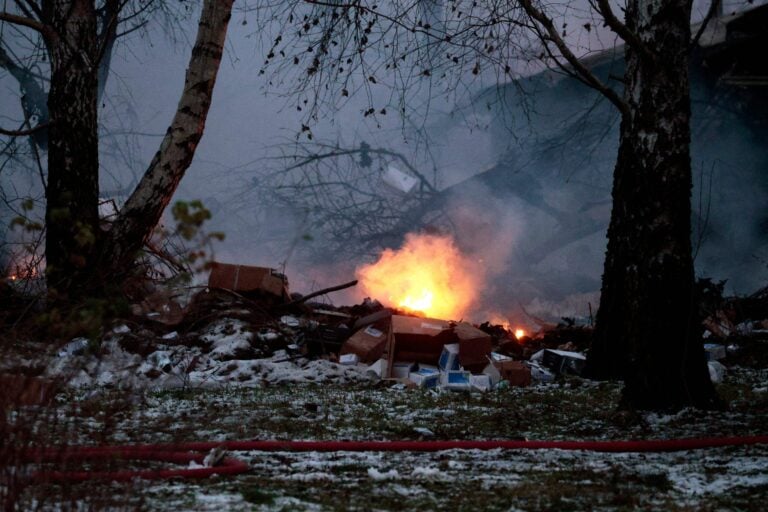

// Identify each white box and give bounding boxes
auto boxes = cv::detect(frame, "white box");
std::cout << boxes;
[470,374,492,391]
[392,361,416,379]
[382,165,418,193]
[438,344,461,372]
[528,362,555,383]
[440,370,472,391]
[409,368,440,388]
[339,353,359,365]
[366,358,387,378]
[704,344,726,361]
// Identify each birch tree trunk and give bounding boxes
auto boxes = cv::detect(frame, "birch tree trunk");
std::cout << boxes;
[101,0,234,278]
[586,0,718,409]
[44,0,101,298]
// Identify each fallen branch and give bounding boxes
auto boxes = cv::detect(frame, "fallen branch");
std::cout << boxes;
[285,280,358,307]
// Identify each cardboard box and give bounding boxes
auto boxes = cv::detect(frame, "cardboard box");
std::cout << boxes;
[493,360,532,387]
[438,344,461,372]
[708,360,726,383]
[383,315,492,377]
[208,262,289,299]
[339,353,359,365]
[392,361,417,379]
[384,316,453,377]
[528,362,555,383]
[535,349,586,376]
[482,363,501,386]
[365,358,387,378]
[382,165,418,193]
[704,343,726,362]
[469,374,492,391]
[453,323,493,371]
[440,370,472,391]
[341,324,389,363]
[409,367,440,388]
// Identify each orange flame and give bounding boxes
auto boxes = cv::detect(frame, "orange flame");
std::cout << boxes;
[356,233,480,319]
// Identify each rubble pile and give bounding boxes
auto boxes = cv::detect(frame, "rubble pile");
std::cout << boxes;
[4,263,767,393]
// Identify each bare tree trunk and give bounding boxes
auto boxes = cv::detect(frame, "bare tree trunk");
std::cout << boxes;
[586,0,717,409]
[44,0,100,298]
[102,0,234,279]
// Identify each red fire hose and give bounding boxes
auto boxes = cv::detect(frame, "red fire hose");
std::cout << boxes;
[23,436,768,484]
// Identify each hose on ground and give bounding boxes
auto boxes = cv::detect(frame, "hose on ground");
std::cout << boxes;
[21,436,768,484]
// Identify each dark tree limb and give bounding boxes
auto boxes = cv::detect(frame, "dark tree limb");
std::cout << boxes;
[0,121,49,137]
[0,11,57,42]
[592,0,651,58]
[691,0,722,49]
[518,0,630,118]
[284,280,359,306]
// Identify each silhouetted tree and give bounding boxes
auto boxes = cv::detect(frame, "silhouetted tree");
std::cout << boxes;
[1,0,233,300]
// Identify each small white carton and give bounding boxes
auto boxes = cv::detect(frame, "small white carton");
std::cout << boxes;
[528,362,555,383]
[704,344,726,362]
[392,361,417,379]
[708,361,726,383]
[409,367,440,388]
[438,343,461,372]
[469,374,492,392]
[366,358,387,378]
[440,370,472,391]
[482,363,501,386]
[382,165,418,194]
[339,353,360,365]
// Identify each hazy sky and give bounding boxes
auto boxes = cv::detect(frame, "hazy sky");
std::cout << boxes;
[1,0,765,314]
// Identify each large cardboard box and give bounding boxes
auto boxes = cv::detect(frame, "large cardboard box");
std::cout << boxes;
[341,324,389,363]
[494,360,532,387]
[384,315,453,377]
[208,262,289,299]
[383,315,493,377]
[453,322,493,371]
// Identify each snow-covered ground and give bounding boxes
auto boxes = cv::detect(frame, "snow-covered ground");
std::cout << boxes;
[3,312,767,510]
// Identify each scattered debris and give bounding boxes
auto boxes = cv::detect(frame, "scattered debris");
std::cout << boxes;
[8,263,763,396]
[708,361,727,383]
[382,165,418,194]
[531,349,587,376]
[58,338,90,357]
[208,262,290,301]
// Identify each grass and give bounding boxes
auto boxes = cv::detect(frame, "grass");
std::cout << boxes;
[5,367,768,510]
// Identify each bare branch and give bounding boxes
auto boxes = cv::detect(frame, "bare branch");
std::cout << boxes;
[691,0,721,48]
[518,0,629,117]
[592,0,650,58]
[283,279,358,306]
[0,11,56,41]
[13,0,42,21]
[0,121,49,137]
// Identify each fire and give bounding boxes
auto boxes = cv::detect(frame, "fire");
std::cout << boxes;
[489,314,526,340]
[356,233,481,319]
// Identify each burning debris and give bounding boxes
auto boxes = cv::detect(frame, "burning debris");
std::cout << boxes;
[355,233,482,320]
[4,254,766,396]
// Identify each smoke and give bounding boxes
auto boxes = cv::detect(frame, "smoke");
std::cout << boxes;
[4,1,765,318]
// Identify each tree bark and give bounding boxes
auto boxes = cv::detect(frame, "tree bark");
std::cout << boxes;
[43,0,101,298]
[101,0,234,279]
[586,0,718,409]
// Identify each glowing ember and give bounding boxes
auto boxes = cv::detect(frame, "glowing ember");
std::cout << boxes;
[356,233,481,319]
[489,314,526,340]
